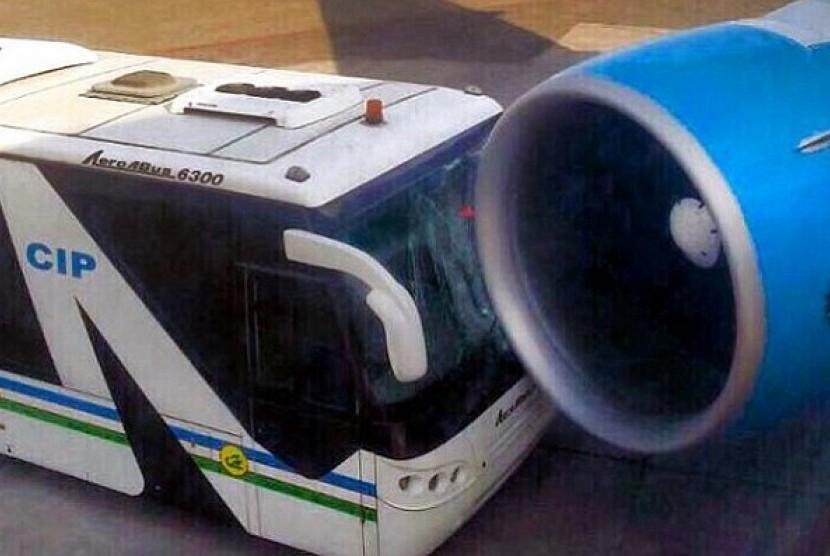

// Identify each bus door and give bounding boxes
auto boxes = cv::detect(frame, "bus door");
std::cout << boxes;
[279,228,433,555]
[239,263,366,552]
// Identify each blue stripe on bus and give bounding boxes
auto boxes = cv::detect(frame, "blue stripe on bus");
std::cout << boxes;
[240,447,376,497]
[0,373,376,497]
[321,471,377,496]
[241,445,292,471]
[0,374,120,421]
[170,426,225,451]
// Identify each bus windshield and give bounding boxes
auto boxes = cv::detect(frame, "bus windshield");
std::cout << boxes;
[338,152,524,457]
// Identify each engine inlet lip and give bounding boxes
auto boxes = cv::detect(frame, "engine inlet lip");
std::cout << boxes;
[475,74,766,453]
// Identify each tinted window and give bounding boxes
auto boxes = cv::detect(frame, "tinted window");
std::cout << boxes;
[246,267,354,412]
[339,155,524,458]
[345,157,507,403]
[243,266,360,477]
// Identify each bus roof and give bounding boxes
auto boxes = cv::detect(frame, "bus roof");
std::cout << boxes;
[0,38,502,208]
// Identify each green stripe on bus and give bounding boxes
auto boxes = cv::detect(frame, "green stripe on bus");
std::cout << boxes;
[0,396,128,445]
[193,455,378,523]
[0,395,375,523]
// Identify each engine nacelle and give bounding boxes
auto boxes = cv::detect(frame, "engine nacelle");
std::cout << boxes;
[476,2,830,453]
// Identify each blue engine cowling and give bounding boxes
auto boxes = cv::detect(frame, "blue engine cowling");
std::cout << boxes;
[475,2,830,452]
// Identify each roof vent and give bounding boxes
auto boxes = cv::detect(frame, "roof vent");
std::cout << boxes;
[0,38,97,87]
[84,70,198,104]
[169,77,363,129]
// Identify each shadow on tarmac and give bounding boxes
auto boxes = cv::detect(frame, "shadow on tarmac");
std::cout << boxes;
[319,0,550,63]
[318,0,589,104]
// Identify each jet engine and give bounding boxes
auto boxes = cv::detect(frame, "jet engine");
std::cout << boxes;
[475,1,830,452]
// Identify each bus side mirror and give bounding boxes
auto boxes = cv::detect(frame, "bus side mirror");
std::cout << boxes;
[283,229,428,383]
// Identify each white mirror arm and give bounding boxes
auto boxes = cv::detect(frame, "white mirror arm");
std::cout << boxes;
[283,229,428,382]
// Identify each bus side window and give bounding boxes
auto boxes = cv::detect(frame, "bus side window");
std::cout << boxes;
[242,266,359,477]
[247,268,353,410]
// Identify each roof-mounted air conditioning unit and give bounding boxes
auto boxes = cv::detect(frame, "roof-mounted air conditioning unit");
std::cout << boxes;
[169,77,363,129]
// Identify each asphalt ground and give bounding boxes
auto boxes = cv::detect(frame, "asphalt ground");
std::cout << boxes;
[3,1,828,555]
[0,1,787,104]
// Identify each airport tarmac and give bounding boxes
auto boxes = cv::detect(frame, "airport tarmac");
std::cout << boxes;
[2,1,828,554]
[0,0,786,103]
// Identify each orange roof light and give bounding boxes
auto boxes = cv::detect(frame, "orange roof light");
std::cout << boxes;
[364,98,384,125]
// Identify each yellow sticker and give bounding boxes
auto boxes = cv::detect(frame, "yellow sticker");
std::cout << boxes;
[219,444,249,477]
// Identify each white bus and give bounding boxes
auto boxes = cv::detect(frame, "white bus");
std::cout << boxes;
[0,39,551,555]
